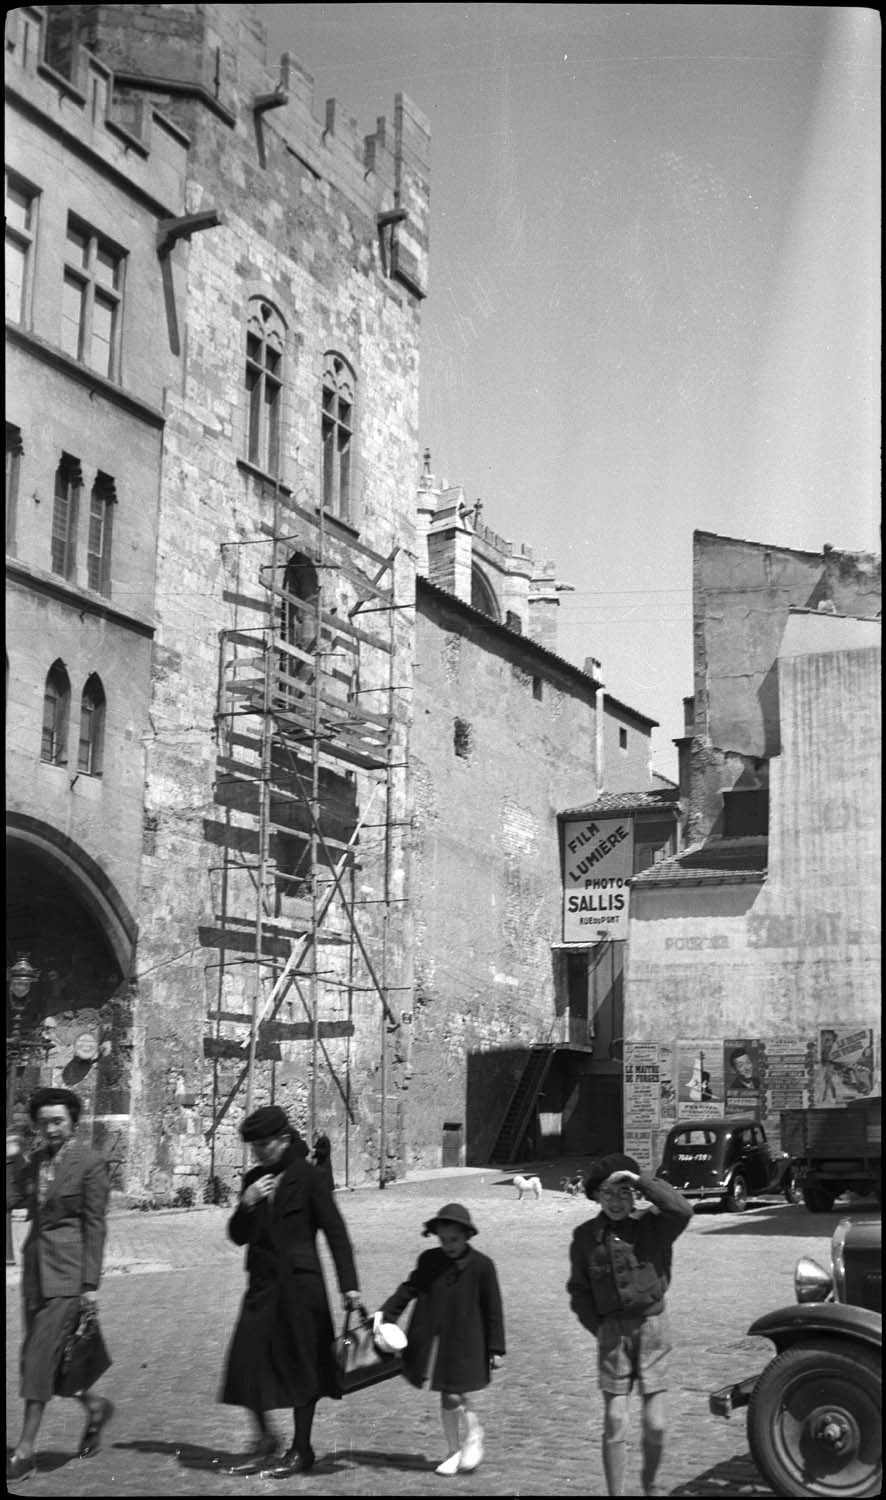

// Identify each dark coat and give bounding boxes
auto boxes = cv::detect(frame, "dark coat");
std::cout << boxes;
[9,1138,109,1302]
[381,1245,505,1394]
[567,1171,692,1336]
[221,1146,359,1410]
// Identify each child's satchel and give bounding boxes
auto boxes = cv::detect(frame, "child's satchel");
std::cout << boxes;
[332,1303,405,1395]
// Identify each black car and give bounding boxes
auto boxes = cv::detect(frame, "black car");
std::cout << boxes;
[710,1215,882,1496]
[656,1116,800,1212]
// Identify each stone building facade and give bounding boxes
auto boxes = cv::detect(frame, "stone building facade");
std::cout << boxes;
[622,532,881,1170]
[5,5,188,1166]
[7,4,671,1192]
[7,2,428,1193]
[409,469,663,1168]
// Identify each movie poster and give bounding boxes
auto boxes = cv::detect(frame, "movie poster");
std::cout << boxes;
[814,1027,875,1106]
[723,1037,764,1115]
[624,1042,661,1130]
[765,1037,814,1114]
[676,1039,724,1119]
[658,1043,677,1124]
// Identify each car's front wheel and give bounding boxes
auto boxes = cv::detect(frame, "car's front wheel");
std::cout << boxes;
[747,1338,882,1497]
[725,1173,749,1212]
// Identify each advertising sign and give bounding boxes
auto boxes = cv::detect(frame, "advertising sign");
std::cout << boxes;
[562,815,634,943]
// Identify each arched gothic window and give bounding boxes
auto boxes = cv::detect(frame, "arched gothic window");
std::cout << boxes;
[78,673,106,775]
[321,353,355,522]
[245,298,284,475]
[279,553,320,703]
[41,660,70,763]
[471,564,500,622]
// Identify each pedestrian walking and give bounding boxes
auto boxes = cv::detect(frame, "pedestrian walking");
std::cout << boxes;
[377,1202,505,1476]
[311,1133,334,1191]
[567,1153,692,1497]
[219,1105,361,1478]
[6,1087,113,1483]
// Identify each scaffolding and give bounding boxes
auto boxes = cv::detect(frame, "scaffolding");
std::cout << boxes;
[206,485,405,1186]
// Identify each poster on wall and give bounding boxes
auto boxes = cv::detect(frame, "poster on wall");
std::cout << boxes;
[764,1038,815,1116]
[624,1128,655,1173]
[676,1040,725,1119]
[723,1037,764,1115]
[624,1043,661,1133]
[658,1043,677,1125]
[814,1026,875,1106]
[561,815,634,943]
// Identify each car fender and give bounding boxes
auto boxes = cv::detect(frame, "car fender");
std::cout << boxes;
[749,1300,882,1354]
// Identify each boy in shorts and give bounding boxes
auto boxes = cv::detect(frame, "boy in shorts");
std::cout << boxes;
[567,1153,692,1496]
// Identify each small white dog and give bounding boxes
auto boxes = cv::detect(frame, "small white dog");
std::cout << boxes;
[513,1173,543,1201]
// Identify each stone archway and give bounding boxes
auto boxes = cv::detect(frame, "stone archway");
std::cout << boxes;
[6,817,136,1181]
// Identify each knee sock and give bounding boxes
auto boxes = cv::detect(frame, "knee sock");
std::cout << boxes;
[441,1404,461,1455]
[641,1429,664,1491]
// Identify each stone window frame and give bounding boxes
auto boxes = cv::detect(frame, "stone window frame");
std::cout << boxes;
[87,471,116,596]
[6,423,24,554]
[51,452,82,579]
[321,350,358,526]
[5,169,40,328]
[77,672,106,776]
[42,659,71,765]
[61,212,126,381]
[245,295,286,477]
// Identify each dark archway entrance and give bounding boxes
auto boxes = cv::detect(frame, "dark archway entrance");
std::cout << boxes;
[6,825,134,1180]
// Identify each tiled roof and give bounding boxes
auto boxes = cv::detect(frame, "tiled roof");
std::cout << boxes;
[632,836,768,887]
[560,788,681,818]
[416,576,659,727]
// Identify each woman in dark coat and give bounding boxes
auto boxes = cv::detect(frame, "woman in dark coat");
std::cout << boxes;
[219,1106,360,1478]
[378,1202,505,1476]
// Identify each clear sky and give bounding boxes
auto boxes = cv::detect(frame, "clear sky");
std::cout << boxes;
[255,4,880,779]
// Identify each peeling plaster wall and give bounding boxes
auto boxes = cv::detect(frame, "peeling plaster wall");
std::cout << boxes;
[689,532,880,842]
[626,638,881,1150]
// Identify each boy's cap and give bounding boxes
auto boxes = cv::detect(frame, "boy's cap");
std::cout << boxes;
[584,1153,640,1198]
[422,1202,478,1237]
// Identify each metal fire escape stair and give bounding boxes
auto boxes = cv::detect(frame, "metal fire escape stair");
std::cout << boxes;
[489,1045,557,1164]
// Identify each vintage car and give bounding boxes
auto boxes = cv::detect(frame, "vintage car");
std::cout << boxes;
[710,1214,881,1497]
[655,1116,800,1212]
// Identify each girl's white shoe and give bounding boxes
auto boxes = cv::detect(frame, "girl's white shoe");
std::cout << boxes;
[459,1423,484,1472]
[435,1452,461,1476]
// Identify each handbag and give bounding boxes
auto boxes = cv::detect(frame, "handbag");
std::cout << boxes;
[332,1303,405,1395]
[55,1307,112,1398]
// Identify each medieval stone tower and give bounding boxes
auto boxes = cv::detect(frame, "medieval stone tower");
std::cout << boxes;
[33,3,430,1192]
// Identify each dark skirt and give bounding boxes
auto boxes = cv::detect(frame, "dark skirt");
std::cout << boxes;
[220,1271,340,1412]
[20,1296,81,1403]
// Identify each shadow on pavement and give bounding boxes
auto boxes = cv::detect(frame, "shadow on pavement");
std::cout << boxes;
[114,1439,224,1469]
[8,1449,79,1476]
[319,1447,432,1474]
[671,1451,773,1494]
[695,1203,880,1237]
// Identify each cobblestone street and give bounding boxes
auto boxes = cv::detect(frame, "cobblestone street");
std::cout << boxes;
[6,1166,840,1496]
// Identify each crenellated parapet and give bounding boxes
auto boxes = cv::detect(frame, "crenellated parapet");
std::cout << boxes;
[42,3,430,298]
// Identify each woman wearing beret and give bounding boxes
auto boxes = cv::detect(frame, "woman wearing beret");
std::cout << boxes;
[6,1088,112,1482]
[219,1105,361,1478]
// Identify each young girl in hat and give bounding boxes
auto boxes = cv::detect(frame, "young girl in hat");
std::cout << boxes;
[376,1202,505,1476]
